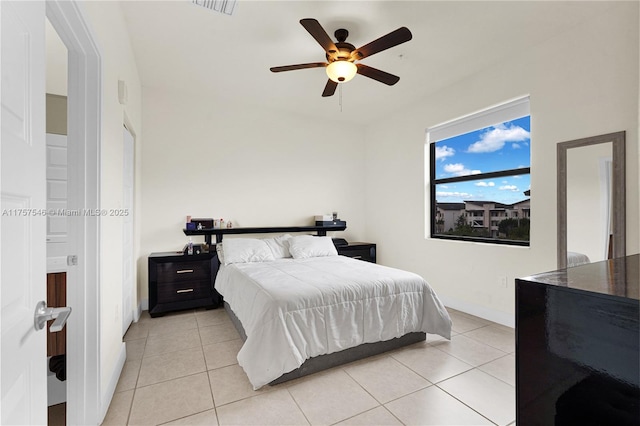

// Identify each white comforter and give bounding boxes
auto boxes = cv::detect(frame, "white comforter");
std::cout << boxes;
[215,255,452,389]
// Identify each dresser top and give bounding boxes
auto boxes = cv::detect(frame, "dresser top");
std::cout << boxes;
[517,254,639,301]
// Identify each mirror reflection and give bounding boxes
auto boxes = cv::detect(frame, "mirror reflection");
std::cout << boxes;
[566,142,613,266]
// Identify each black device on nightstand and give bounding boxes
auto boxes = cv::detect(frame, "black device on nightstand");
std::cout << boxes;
[335,241,377,263]
[148,251,222,317]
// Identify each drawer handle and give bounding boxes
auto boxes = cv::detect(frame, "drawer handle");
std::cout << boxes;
[176,289,194,294]
[176,269,194,274]
[352,255,363,259]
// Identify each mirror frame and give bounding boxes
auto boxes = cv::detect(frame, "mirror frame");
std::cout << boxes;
[557,131,626,269]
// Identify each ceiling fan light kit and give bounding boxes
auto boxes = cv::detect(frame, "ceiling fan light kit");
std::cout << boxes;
[326,61,357,83]
[270,18,412,97]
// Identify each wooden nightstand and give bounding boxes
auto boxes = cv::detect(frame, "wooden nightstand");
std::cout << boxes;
[336,242,377,263]
[148,251,222,317]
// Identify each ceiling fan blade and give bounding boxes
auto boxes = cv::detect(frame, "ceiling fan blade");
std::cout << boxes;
[352,27,412,60]
[322,79,338,97]
[300,18,338,59]
[356,64,400,85]
[270,62,327,72]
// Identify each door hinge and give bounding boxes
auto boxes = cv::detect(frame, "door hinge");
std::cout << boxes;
[67,255,78,266]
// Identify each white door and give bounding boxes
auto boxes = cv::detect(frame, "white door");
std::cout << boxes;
[122,126,134,335]
[1,0,48,424]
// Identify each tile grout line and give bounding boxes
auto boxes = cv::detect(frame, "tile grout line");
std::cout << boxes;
[285,387,313,426]
[435,383,500,426]
[125,334,145,426]
[205,369,221,426]
[199,309,242,422]
[428,337,509,368]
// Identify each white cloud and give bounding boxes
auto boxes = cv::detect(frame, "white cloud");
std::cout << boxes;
[512,143,521,149]
[443,163,482,177]
[436,191,472,198]
[435,145,455,161]
[467,123,530,153]
[499,185,519,191]
[475,181,495,187]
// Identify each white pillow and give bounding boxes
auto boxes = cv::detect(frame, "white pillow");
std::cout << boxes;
[221,238,275,265]
[288,235,338,259]
[263,234,292,259]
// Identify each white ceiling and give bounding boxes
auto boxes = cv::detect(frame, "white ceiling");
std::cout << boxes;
[120,1,616,126]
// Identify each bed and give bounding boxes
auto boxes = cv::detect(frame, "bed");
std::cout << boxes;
[214,234,452,390]
[567,251,591,267]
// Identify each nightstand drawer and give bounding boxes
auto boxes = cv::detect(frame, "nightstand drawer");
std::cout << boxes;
[156,279,211,303]
[156,261,210,283]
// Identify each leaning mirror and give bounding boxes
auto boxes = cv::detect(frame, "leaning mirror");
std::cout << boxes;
[557,132,626,269]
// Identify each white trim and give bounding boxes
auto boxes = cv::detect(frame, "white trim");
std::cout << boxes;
[46,256,68,274]
[140,298,149,313]
[99,342,126,424]
[439,295,515,328]
[46,1,102,424]
[134,301,142,323]
[427,95,530,143]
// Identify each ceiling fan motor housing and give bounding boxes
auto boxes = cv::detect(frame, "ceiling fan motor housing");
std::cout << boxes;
[327,43,356,62]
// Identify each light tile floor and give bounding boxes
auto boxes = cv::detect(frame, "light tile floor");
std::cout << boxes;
[103,308,516,426]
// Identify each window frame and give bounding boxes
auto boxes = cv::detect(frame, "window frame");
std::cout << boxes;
[427,97,531,246]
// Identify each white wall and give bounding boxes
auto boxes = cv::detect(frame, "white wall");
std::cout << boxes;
[45,18,67,96]
[364,2,639,326]
[79,0,143,406]
[140,87,367,301]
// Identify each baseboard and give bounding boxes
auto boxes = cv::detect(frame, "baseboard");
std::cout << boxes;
[98,341,126,424]
[140,298,148,312]
[439,296,515,328]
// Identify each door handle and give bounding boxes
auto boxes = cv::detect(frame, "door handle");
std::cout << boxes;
[34,301,72,332]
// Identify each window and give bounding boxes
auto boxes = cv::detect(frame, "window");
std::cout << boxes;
[427,97,530,245]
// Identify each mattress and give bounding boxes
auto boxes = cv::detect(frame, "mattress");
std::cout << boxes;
[215,255,452,389]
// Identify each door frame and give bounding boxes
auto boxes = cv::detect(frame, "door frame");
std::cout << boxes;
[46,1,102,424]
[122,123,135,336]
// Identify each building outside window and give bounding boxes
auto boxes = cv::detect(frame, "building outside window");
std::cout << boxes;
[427,97,531,245]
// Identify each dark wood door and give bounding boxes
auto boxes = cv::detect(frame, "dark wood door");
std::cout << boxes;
[47,272,66,357]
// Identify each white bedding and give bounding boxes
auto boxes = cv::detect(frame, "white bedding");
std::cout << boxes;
[568,251,591,267]
[215,255,452,389]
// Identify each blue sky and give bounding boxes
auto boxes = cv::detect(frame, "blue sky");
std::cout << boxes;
[433,116,530,205]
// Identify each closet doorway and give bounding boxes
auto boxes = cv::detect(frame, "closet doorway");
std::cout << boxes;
[45,17,69,425]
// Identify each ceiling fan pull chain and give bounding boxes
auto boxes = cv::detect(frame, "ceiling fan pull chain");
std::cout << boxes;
[339,84,343,112]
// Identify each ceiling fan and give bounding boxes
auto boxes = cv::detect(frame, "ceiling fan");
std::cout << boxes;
[270,19,412,97]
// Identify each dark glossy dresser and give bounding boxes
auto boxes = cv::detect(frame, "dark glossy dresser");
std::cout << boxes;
[148,251,222,317]
[515,254,639,425]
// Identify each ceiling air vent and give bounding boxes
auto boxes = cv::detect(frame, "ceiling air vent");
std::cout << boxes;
[191,0,236,16]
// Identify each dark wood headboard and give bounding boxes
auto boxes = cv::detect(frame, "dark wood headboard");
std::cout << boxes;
[184,224,346,245]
